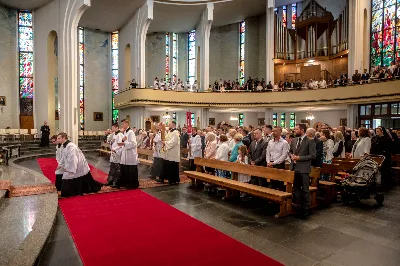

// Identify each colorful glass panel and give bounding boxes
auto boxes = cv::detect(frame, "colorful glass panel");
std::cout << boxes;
[112,32,118,49]
[383,51,394,66]
[282,6,287,27]
[397,5,400,26]
[383,29,394,53]
[372,0,383,11]
[19,52,33,77]
[112,70,118,91]
[273,113,277,127]
[384,5,396,30]
[111,31,119,122]
[19,78,33,98]
[280,113,286,128]
[79,27,84,129]
[18,27,33,52]
[166,33,169,80]
[292,4,297,29]
[239,114,244,127]
[239,21,245,86]
[188,30,196,85]
[372,9,383,32]
[19,12,33,26]
[290,113,295,129]
[112,49,118,69]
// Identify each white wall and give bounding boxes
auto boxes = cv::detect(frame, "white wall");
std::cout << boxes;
[145,33,166,87]
[295,110,347,128]
[84,29,110,131]
[0,6,19,128]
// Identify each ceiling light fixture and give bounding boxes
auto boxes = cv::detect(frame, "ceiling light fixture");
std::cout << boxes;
[163,112,171,120]
[230,115,238,121]
[306,110,314,121]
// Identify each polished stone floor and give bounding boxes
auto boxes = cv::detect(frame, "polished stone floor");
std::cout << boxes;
[15,155,400,266]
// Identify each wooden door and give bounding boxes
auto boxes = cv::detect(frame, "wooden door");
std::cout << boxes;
[20,116,34,132]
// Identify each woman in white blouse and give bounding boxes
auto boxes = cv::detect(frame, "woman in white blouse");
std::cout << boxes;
[215,135,230,178]
[351,127,371,159]
[320,130,334,181]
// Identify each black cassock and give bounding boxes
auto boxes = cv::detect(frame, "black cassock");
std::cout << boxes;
[40,125,50,147]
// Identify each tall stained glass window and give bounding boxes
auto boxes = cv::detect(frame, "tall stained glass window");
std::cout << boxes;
[191,112,195,127]
[371,0,400,66]
[111,31,119,123]
[18,11,34,99]
[239,21,245,86]
[173,33,178,82]
[79,27,85,130]
[188,30,196,85]
[283,6,287,27]
[166,33,170,81]
[292,4,297,29]
[280,113,286,128]
[273,113,277,127]
[290,113,296,129]
[239,113,244,127]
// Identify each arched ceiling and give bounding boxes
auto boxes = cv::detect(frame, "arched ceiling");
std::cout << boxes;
[0,0,297,32]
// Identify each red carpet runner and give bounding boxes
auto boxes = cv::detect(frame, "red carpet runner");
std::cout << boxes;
[38,159,282,266]
[37,158,107,184]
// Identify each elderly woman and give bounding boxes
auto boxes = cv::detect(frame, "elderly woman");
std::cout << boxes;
[351,127,371,159]
[333,131,345,158]
[140,131,149,149]
[229,134,244,162]
[227,129,237,151]
[215,135,230,178]
[320,130,334,181]
[204,132,217,174]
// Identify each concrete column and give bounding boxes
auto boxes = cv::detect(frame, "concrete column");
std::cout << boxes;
[132,106,145,130]
[119,0,153,89]
[34,0,91,144]
[195,3,214,91]
[266,1,275,85]
[264,108,273,126]
[199,108,210,129]
[347,104,358,129]
[348,0,370,76]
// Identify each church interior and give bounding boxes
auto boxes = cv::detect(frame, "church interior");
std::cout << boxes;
[1,0,400,265]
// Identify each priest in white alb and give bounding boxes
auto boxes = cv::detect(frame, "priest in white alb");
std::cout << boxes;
[158,121,180,185]
[105,122,124,187]
[57,132,103,197]
[117,119,139,189]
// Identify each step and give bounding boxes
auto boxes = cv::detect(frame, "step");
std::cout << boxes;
[0,193,58,265]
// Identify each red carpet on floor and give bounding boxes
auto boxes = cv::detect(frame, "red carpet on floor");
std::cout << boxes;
[37,158,107,184]
[37,158,282,266]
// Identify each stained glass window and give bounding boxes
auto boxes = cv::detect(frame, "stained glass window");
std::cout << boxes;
[280,113,286,128]
[188,30,196,85]
[166,33,170,81]
[79,27,85,130]
[18,11,34,98]
[370,0,400,66]
[239,114,244,127]
[273,113,277,127]
[111,31,119,123]
[283,6,287,27]
[290,113,295,129]
[173,33,178,82]
[239,21,245,86]
[191,112,195,127]
[292,4,297,29]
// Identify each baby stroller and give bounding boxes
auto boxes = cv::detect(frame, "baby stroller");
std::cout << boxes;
[341,155,385,206]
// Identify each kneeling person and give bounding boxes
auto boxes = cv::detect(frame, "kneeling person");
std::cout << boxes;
[51,135,64,192]
[58,132,103,197]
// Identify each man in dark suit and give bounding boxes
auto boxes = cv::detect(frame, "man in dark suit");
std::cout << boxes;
[242,128,251,149]
[180,127,189,149]
[249,128,268,186]
[306,128,323,167]
[290,124,316,218]
[284,79,290,89]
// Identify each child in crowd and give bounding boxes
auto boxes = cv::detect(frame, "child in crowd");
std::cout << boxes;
[236,145,250,197]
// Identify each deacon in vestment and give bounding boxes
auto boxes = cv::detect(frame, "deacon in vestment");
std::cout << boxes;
[40,121,50,147]
[105,123,124,187]
[151,123,164,180]
[51,135,64,192]
[158,121,180,185]
[117,119,139,189]
[57,132,103,197]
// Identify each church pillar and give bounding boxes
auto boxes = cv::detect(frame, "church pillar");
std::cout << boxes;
[58,0,91,144]
[347,104,358,129]
[119,0,153,90]
[264,107,273,126]
[348,0,370,76]
[266,1,275,85]
[199,108,210,129]
[195,3,214,91]
[131,107,145,130]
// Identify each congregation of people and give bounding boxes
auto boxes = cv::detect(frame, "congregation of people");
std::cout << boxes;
[146,60,400,93]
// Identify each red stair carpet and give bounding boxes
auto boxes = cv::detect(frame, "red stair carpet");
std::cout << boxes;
[37,158,282,266]
[37,157,107,184]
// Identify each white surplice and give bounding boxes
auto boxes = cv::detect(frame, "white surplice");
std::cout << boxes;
[189,134,202,159]
[118,128,138,165]
[62,142,90,180]
[55,144,64,175]
[107,131,124,163]
[162,129,180,162]
[153,132,163,158]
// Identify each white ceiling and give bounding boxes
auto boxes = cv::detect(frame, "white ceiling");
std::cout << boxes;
[0,0,299,32]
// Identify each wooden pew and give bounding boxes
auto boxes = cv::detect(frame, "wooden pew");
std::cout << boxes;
[185,158,318,218]
[136,148,153,166]
[310,167,336,205]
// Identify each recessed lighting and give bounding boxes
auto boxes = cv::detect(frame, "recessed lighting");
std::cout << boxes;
[341,56,343,58]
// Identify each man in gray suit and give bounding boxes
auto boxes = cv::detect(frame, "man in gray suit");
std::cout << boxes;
[290,124,316,217]
[249,128,268,186]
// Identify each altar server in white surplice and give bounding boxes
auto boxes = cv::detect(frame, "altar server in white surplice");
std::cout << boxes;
[158,121,180,185]
[116,119,139,189]
[105,122,124,187]
[51,135,64,192]
[57,132,103,197]
[188,127,202,171]
[151,123,164,180]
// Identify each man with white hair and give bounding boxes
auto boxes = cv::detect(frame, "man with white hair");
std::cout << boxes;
[306,128,323,167]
